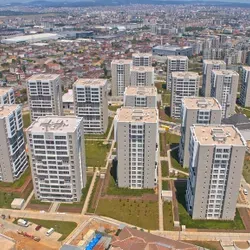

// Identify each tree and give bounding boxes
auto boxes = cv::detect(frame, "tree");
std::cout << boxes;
[22,65,26,73]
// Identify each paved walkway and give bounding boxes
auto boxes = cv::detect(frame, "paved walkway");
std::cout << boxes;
[21,189,34,210]
[82,170,98,215]
[106,119,114,141]
[49,202,60,213]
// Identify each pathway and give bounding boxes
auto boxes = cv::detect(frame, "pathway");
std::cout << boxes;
[21,189,34,210]
[49,202,60,213]
[106,119,114,141]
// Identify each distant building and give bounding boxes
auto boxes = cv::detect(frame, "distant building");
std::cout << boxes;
[171,72,200,119]
[0,87,15,104]
[62,90,74,115]
[114,107,158,189]
[124,86,157,108]
[0,105,28,183]
[27,74,63,122]
[73,79,108,134]
[130,66,154,87]
[26,116,86,202]
[202,60,226,97]
[111,60,132,96]
[240,66,250,107]
[132,53,152,66]
[211,70,239,118]
[166,56,188,91]
[179,97,222,168]
[187,125,246,220]
[152,45,193,57]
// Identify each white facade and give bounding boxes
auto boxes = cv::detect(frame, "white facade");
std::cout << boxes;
[130,66,154,87]
[0,88,15,105]
[240,66,250,107]
[0,105,28,182]
[26,116,86,202]
[132,53,152,66]
[27,74,63,122]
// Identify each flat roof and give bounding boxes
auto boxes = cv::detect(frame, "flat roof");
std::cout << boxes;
[73,78,107,87]
[203,59,226,65]
[125,86,157,96]
[154,45,192,51]
[111,59,132,64]
[27,116,82,133]
[0,105,20,118]
[191,125,246,146]
[132,53,152,57]
[167,55,188,60]
[0,87,13,96]
[116,107,158,123]
[242,66,250,71]
[172,71,199,78]
[182,97,222,110]
[27,74,60,81]
[62,90,73,103]
[1,33,58,43]
[131,66,154,72]
[212,70,239,76]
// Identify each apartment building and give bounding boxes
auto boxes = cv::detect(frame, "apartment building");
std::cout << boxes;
[0,105,28,182]
[211,70,239,118]
[26,116,86,202]
[171,72,200,119]
[239,66,250,107]
[73,79,108,134]
[111,59,132,96]
[186,125,246,220]
[114,107,158,189]
[132,53,152,66]
[0,87,15,104]
[27,74,63,122]
[130,66,154,87]
[179,97,222,168]
[124,86,157,108]
[202,60,226,97]
[166,56,188,91]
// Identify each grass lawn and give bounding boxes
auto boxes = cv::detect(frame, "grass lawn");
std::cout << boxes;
[162,94,171,105]
[162,181,169,190]
[241,108,250,118]
[171,149,189,173]
[96,198,159,229]
[185,241,223,250]
[85,117,113,139]
[59,175,93,208]
[0,167,30,188]
[107,175,154,196]
[14,218,77,241]
[175,181,245,230]
[85,141,111,168]
[22,112,31,128]
[166,133,180,146]
[163,202,174,230]
[108,105,122,112]
[161,161,169,177]
[243,154,250,184]
[0,192,22,209]
[30,195,51,205]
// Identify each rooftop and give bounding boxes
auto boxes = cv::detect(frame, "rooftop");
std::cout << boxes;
[62,90,73,103]
[73,78,107,87]
[132,53,152,57]
[27,116,82,133]
[124,86,157,96]
[28,74,60,81]
[203,59,226,65]
[154,45,192,51]
[191,125,246,146]
[167,55,189,60]
[172,71,199,78]
[242,66,250,71]
[0,105,20,118]
[212,70,239,76]
[131,66,154,72]
[111,59,132,65]
[182,97,222,110]
[0,87,13,96]
[116,107,158,123]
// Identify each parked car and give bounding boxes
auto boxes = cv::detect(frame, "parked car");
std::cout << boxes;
[35,225,42,231]
[243,189,248,195]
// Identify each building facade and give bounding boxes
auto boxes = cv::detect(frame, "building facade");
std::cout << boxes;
[111,60,132,96]
[152,45,193,57]
[186,125,246,220]
[73,79,108,134]
[0,88,15,104]
[0,105,28,182]
[27,74,63,122]
[124,86,157,108]
[211,70,239,118]
[171,72,200,119]
[202,60,226,97]
[114,107,158,189]
[166,56,188,91]
[130,66,154,87]
[26,116,86,202]
[132,53,152,66]
[179,97,222,168]
[239,66,250,107]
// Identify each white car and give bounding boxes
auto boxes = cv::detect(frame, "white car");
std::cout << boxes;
[243,189,248,195]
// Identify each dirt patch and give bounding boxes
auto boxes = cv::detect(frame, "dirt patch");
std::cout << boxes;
[184,240,223,250]
[90,178,103,211]
[1,176,32,193]
[234,241,250,249]
[57,205,82,214]
[102,193,158,202]
[25,204,51,212]
[170,179,180,223]
[238,208,250,231]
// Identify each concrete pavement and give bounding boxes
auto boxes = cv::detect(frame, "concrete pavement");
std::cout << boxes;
[49,202,60,213]
[21,190,34,211]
